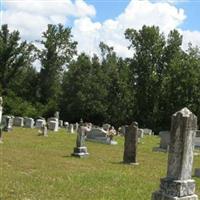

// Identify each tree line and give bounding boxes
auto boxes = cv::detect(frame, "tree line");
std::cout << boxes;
[1,24,200,132]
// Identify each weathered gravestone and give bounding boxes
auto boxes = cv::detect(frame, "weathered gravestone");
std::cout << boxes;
[152,107,198,200]
[47,117,58,132]
[14,117,24,127]
[24,117,34,128]
[35,119,46,129]
[123,122,139,165]
[71,126,89,157]
[86,128,117,145]
[143,128,153,135]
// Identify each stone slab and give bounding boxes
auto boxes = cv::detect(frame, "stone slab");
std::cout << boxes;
[160,178,196,197]
[152,191,198,200]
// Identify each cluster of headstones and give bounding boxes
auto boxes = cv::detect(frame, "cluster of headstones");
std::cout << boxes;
[72,108,200,200]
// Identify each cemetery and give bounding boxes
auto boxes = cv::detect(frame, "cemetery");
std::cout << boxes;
[1,1,200,199]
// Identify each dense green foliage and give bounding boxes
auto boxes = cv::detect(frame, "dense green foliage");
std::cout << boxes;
[1,24,200,131]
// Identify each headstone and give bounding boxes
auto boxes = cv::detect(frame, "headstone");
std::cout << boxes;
[54,111,59,119]
[137,128,144,138]
[0,126,3,143]
[3,116,12,132]
[143,128,153,135]
[64,121,69,128]
[59,120,63,127]
[194,168,200,178]
[0,97,3,123]
[195,131,200,148]
[152,107,198,200]
[123,122,139,164]
[14,117,24,127]
[102,123,111,131]
[86,128,117,145]
[75,122,79,132]
[48,121,58,132]
[68,124,74,133]
[159,131,170,150]
[71,126,89,157]
[35,119,46,129]
[42,124,48,137]
[24,117,34,128]
[47,117,58,131]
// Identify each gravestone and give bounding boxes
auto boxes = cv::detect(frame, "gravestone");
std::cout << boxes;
[143,128,153,135]
[42,124,48,137]
[195,131,200,148]
[35,119,46,128]
[68,124,74,133]
[71,126,89,157]
[159,131,170,150]
[123,122,139,164]
[0,97,3,123]
[14,117,24,127]
[75,122,79,132]
[138,128,144,138]
[3,116,12,132]
[194,169,200,178]
[64,121,69,128]
[152,108,198,200]
[47,117,58,132]
[102,123,111,131]
[0,126,3,143]
[86,128,117,145]
[59,120,63,127]
[54,111,59,119]
[24,117,34,128]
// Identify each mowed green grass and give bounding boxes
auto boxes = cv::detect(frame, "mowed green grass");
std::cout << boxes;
[0,128,200,200]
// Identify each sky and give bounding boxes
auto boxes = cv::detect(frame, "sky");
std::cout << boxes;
[1,0,200,59]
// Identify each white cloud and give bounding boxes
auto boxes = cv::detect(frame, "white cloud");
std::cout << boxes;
[2,0,95,41]
[72,0,189,57]
[1,0,200,60]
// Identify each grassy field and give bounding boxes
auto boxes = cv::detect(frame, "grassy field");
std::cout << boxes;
[0,127,200,200]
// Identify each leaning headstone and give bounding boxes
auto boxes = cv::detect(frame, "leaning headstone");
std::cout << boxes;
[123,122,139,165]
[0,97,3,123]
[14,117,24,127]
[71,126,89,157]
[24,117,34,128]
[35,119,46,128]
[152,107,198,200]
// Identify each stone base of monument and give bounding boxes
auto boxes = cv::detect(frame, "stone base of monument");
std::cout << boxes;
[123,161,139,165]
[152,147,168,153]
[86,137,118,145]
[194,168,200,178]
[152,191,198,200]
[71,147,89,157]
[152,178,198,200]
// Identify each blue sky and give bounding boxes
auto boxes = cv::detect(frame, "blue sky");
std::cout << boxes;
[85,0,200,31]
[1,0,200,58]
